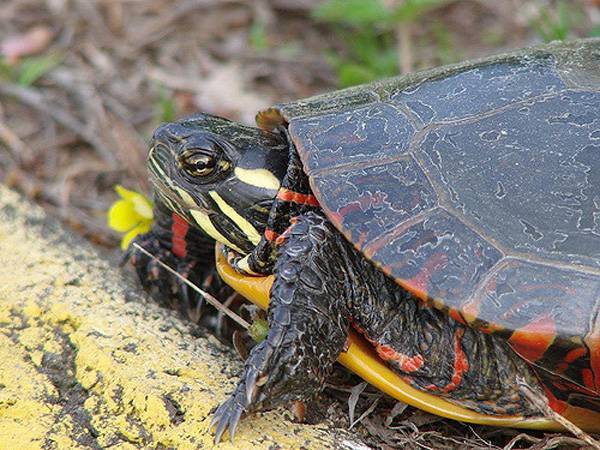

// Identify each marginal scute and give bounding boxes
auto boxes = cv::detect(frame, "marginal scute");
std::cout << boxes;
[466,258,600,394]
[277,89,379,121]
[291,102,415,175]
[312,156,438,249]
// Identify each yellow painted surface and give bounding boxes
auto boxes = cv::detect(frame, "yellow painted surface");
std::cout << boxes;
[0,187,353,449]
[215,245,600,433]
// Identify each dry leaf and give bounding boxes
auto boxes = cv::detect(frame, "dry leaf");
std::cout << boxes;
[1,26,54,65]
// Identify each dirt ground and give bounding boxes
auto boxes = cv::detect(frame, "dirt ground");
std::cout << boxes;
[1,1,599,449]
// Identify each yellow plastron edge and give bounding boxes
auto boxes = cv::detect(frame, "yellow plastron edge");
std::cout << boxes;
[215,244,600,432]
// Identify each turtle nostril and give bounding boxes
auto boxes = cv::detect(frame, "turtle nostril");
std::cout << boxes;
[152,123,172,144]
[152,123,188,146]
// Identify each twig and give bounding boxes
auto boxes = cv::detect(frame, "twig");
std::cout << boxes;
[128,0,242,51]
[518,377,600,450]
[396,22,413,74]
[132,243,250,329]
[0,119,34,163]
[0,81,119,167]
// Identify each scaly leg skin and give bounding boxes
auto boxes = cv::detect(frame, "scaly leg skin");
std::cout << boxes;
[211,211,543,442]
[125,198,222,317]
[211,212,350,442]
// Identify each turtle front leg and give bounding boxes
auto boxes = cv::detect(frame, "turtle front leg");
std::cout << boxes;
[211,211,351,443]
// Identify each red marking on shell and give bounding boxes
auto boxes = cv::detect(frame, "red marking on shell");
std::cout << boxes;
[336,192,387,223]
[564,347,587,364]
[276,188,320,207]
[461,278,495,324]
[449,309,467,325]
[171,213,189,258]
[543,383,568,414]
[583,369,595,391]
[508,314,556,363]
[405,252,449,296]
[264,228,279,242]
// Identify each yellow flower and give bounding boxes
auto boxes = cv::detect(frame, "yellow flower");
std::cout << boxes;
[107,185,154,250]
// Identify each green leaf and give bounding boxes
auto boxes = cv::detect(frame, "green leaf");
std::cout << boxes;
[431,21,459,65]
[249,21,268,53]
[17,52,62,86]
[313,0,389,26]
[157,87,176,123]
[0,58,16,81]
[248,318,269,343]
[338,63,378,87]
[530,0,579,42]
[392,0,453,22]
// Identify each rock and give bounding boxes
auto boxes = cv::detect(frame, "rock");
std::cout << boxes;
[0,186,361,449]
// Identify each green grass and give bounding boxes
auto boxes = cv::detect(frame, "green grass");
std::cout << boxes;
[313,0,453,87]
[531,0,583,42]
[155,86,177,123]
[0,52,62,86]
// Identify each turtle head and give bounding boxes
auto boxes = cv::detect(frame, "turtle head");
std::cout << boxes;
[148,113,288,255]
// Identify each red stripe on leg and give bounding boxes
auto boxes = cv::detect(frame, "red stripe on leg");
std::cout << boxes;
[426,328,470,393]
[264,228,279,242]
[276,188,320,207]
[275,216,299,246]
[442,328,469,393]
[171,213,189,258]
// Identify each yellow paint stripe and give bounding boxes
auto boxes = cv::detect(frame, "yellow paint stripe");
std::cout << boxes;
[209,191,262,246]
[189,210,244,254]
[234,167,280,191]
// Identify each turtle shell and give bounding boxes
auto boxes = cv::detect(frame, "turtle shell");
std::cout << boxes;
[259,39,600,412]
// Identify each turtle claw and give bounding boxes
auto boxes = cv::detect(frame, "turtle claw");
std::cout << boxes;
[245,367,259,404]
[211,393,247,444]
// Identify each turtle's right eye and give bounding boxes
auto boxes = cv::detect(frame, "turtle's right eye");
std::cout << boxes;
[179,151,216,177]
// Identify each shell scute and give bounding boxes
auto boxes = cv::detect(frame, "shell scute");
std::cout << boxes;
[466,258,600,394]
[417,90,600,269]
[390,54,566,125]
[369,209,503,303]
[290,102,415,176]
[311,156,438,249]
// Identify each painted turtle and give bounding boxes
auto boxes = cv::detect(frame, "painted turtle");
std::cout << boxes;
[129,39,600,441]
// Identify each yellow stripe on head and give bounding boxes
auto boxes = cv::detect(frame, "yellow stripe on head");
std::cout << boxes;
[175,187,197,208]
[234,167,281,192]
[189,210,244,254]
[209,191,262,246]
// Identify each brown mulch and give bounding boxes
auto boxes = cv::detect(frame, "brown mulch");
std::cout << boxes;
[0,1,598,449]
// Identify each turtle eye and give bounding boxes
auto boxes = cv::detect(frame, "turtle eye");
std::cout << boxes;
[180,151,216,177]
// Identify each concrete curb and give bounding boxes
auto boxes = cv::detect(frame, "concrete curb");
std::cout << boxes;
[0,186,361,449]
